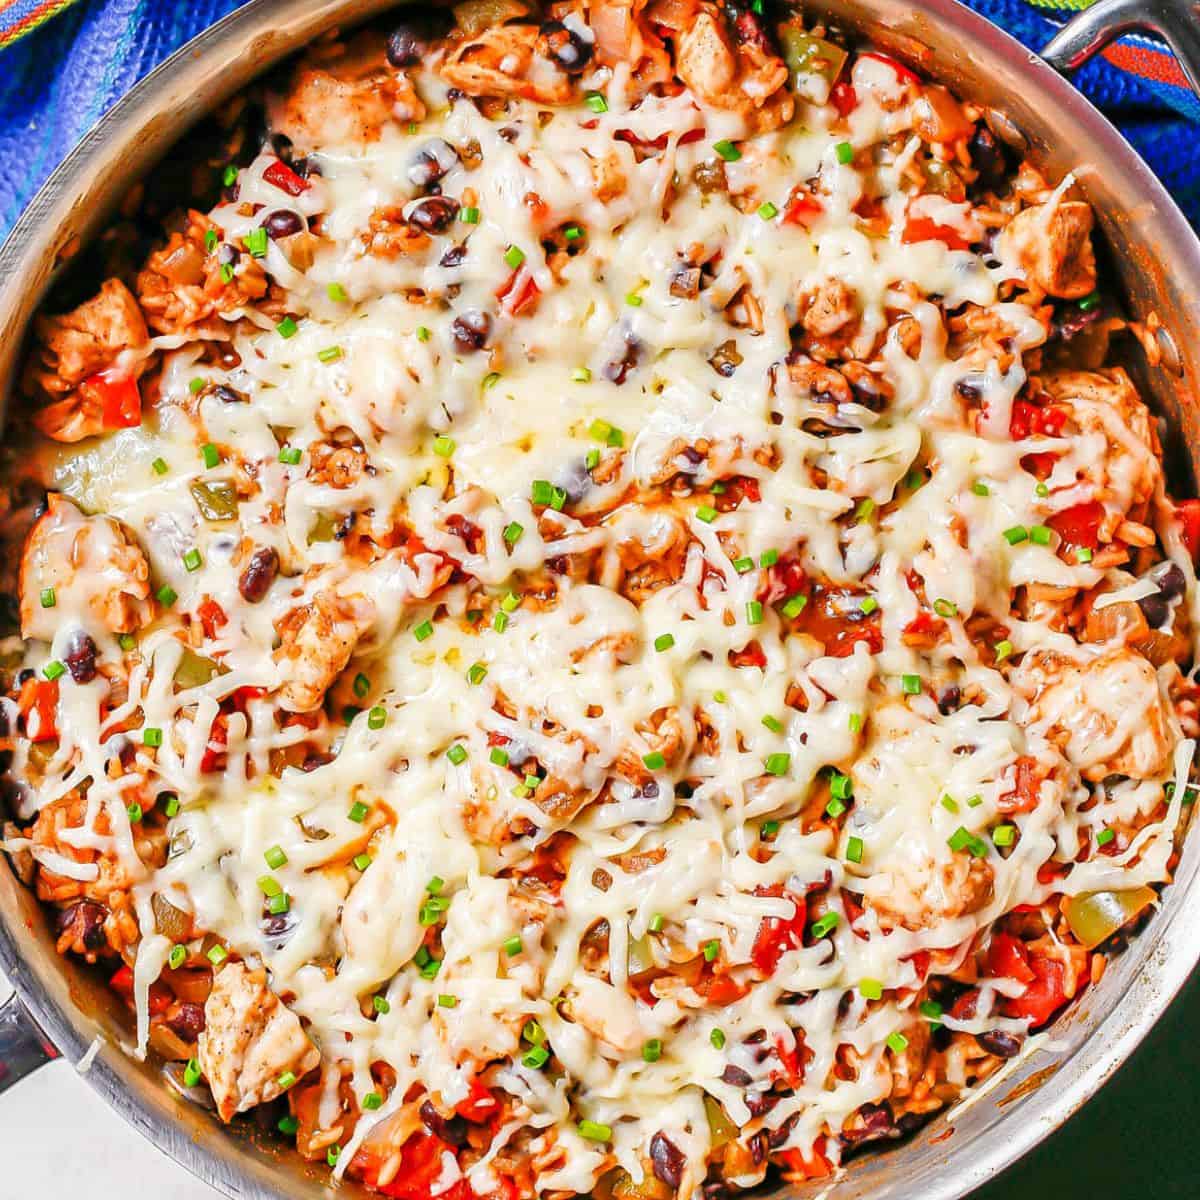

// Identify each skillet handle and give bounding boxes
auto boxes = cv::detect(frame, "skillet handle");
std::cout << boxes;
[0,988,59,1093]
[1041,0,1200,100]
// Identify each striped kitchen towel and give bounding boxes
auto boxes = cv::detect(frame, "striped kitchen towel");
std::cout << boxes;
[0,0,1197,239]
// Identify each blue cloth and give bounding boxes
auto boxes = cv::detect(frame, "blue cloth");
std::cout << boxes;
[0,0,1197,241]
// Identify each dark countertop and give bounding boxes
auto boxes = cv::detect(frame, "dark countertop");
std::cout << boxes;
[973,967,1199,1199]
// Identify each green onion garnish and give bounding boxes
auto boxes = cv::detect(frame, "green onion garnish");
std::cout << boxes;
[585,92,608,114]
[713,140,741,162]
[1096,827,1115,846]
[168,944,186,970]
[746,601,763,625]
[142,726,163,747]
[757,201,778,220]
[643,751,666,771]
[503,521,524,546]
[467,662,488,686]
[246,227,268,258]
[504,245,525,270]
[1003,525,1029,545]
[207,944,228,966]
[201,443,220,469]
[127,803,143,824]
[354,853,373,871]
[811,912,839,938]
[578,1120,612,1142]
[859,978,883,1000]
[367,706,386,730]
[993,824,1017,847]
[859,596,878,615]
[348,801,369,823]
[886,1032,909,1054]
[184,1058,202,1087]
[39,588,55,609]
[933,598,957,618]
[696,505,718,524]
[362,1091,383,1110]
[781,593,808,619]
[901,674,922,695]
[972,480,990,497]
[765,752,790,777]
[846,835,864,864]
[654,633,675,652]
[835,141,855,164]
[413,619,434,642]
[710,1028,726,1049]
[642,1038,663,1063]
[460,207,480,224]
[446,744,468,766]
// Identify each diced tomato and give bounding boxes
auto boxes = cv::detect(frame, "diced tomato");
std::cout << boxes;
[496,269,541,316]
[902,215,968,251]
[903,949,931,982]
[758,554,807,605]
[998,755,1042,814]
[614,126,704,153]
[1009,399,1067,441]
[1047,500,1105,552]
[859,51,921,85]
[1021,451,1060,480]
[197,597,227,639]
[372,1133,471,1200]
[773,1032,807,1088]
[829,81,857,117]
[110,965,171,1014]
[902,610,945,639]
[455,1079,498,1123]
[729,641,767,669]
[1176,498,1200,561]
[19,678,59,743]
[987,932,1036,985]
[701,972,750,1006]
[751,887,807,974]
[1000,951,1071,1028]
[778,1136,834,1180]
[81,369,143,430]
[783,194,823,227]
[262,159,310,196]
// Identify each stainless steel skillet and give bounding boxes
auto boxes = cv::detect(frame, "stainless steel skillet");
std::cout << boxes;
[0,1,1199,1196]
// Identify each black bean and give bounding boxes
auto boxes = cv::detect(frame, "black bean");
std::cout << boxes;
[603,333,640,384]
[58,900,107,950]
[539,20,593,73]
[264,209,304,239]
[212,384,247,404]
[64,631,98,684]
[768,1111,801,1150]
[1137,591,1170,630]
[720,1063,753,1087]
[937,684,961,715]
[670,265,701,300]
[1152,560,1187,602]
[238,547,278,604]
[217,242,239,267]
[977,1029,1022,1058]
[408,139,458,190]
[650,1132,685,1188]
[408,195,460,234]
[967,123,1011,193]
[386,15,444,67]
[440,245,467,268]
[451,310,491,353]
[419,1099,469,1146]
[167,1002,206,1042]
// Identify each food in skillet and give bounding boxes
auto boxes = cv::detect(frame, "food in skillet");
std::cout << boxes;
[3,2,1198,1196]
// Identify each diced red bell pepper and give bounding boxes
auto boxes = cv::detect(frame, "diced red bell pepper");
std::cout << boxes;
[784,194,823,227]
[751,888,807,974]
[375,1133,471,1200]
[197,597,227,639]
[701,972,750,1006]
[1176,498,1200,561]
[758,554,807,605]
[998,755,1042,814]
[1009,399,1067,441]
[987,932,1036,985]
[110,965,171,1014]
[455,1079,498,1123]
[84,369,142,430]
[496,269,541,316]
[829,81,857,117]
[1001,951,1071,1028]
[778,1137,834,1180]
[729,641,767,669]
[902,215,969,252]
[773,1032,806,1088]
[262,159,310,196]
[1047,500,1104,552]
[859,51,921,85]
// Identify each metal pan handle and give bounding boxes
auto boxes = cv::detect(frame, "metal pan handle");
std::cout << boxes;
[1041,0,1200,100]
[0,988,59,1093]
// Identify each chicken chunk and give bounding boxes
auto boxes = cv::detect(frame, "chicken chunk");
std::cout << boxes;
[1013,648,1175,781]
[28,279,148,399]
[198,963,320,1122]
[271,36,424,151]
[998,197,1097,299]
[274,590,375,712]
[440,21,574,104]
[863,851,994,933]
[800,277,860,339]
[20,494,153,642]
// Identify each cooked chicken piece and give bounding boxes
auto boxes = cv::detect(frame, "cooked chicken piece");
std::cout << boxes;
[440,22,573,104]
[271,36,424,150]
[198,962,320,1122]
[998,197,1097,299]
[1040,367,1160,514]
[566,973,645,1055]
[582,0,674,97]
[1013,648,1175,781]
[20,493,153,642]
[787,355,852,407]
[274,590,375,711]
[28,278,148,398]
[863,851,994,933]
[801,277,860,339]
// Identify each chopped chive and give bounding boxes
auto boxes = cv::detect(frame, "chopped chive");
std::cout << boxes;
[184,1058,203,1087]
[318,345,343,364]
[326,282,348,303]
[1076,547,1093,563]
[460,206,480,224]
[354,853,373,871]
[713,691,727,703]
[502,933,523,957]
[490,746,509,768]
[523,1018,546,1045]
[578,1120,612,1142]
[268,893,289,915]
[585,448,601,471]
[219,263,235,285]
[39,587,56,609]
[367,706,387,730]
[966,794,983,808]
[811,912,839,938]
[933,598,957,618]
[654,633,675,652]
[204,229,218,253]
[504,245,526,270]
[830,772,853,800]
[362,1091,383,1110]
[201,443,220,469]
[246,227,269,258]
[183,548,202,572]
[859,978,883,1000]
[206,944,228,967]
[920,1000,944,1029]
[760,819,780,838]
[258,875,282,898]
[1035,482,1050,497]
[733,556,755,573]
[993,824,1017,847]
[446,744,468,766]
[1003,525,1029,545]
[522,1045,550,1069]
[855,498,876,524]
[901,674,922,695]
[327,1147,341,1168]
[437,994,457,1008]
[649,913,665,933]
[696,505,718,524]
[625,291,643,307]
[156,585,177,607]
[835,141,855,164]
[972,480,991,497]
[781,592,808,619]
[746,600,763,625]
[1030,525,1052,545]
[188,377,205,395]
[642,1037,663,1063]
[564,224,584,241]
[713,139,741,162]
[886,1032,909,1054]
[276,316,298,339]
[941,794,959,813]
[643,751,666,771]
[142,726,163,748]
[994,639,1014,662]
[762,714,784,733]
[118,633,137,652]
[222,164,238,187]
[278,1114,299,1136]
[503,521,524,546]
[353,672,370,699]
[168,944,187,970]
[826,796,846,818]
[760,549,779,568]
[126,802,143,823]
[859,596,878,615]
[152,457,169,475]
[765,752,790,777]
[467,662,488,686]
[1078,291,1101,312]
[278,445,302,465]
[348,801,369,823]
[416,325,431,342]
[494,611,510,634]
[1096,827,1115,846]
[482,371,501,390]
[372,994,390,1015]
[710,1028,726,1049]
[846,835,864,864]
[414,619,434,642]
[585,92,609,114]
[757,201,779,220]
[571,366,592,384]
[848,712,863,734]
